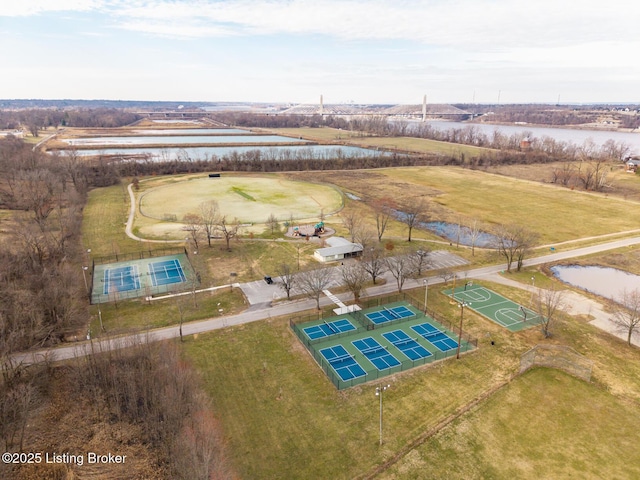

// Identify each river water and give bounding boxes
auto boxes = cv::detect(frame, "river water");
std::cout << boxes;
[422,120,640,155]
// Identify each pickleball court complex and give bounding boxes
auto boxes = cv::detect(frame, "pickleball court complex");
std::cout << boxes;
[88,248,197,304]
[291,296,477,390]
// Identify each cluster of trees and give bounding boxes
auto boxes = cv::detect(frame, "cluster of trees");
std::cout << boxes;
[212,110,632,167]
[0,108,142,135]
[1,340,232,479]
[279,244,435,309]
[0,138,93,354]
[472,107,599,126]
[182,200,241,251]
[76,339,231,479]
[108,149,441,178]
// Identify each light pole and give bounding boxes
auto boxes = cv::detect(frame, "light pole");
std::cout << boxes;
[423,279,428,314]
[97,304,104,332]
[376,384,391,446]
[529,276,535,307]
[456,301,470,359]
[82,266,89,295]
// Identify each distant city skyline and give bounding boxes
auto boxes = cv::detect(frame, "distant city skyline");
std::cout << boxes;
[2,1,639,104]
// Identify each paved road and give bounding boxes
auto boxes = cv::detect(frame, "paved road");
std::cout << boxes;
[12,234,640,366]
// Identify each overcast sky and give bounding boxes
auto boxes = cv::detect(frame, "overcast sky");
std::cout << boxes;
[2,0,638,104]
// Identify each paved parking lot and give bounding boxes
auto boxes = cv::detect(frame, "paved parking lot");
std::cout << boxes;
[239,250,468,306]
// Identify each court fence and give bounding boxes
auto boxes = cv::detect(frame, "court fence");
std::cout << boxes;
[91,246,188,267]
[290,293,478,390]
[520,344,593,382]
[89,247,197,304]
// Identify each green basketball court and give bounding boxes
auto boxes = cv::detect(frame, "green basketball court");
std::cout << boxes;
[442,284,543,332]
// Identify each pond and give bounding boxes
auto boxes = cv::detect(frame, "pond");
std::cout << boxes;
[62,134,308,146]
[550,265,640,300]
[59,144,386,161]
[391,210,499,247]
[131,128,248,135]
[423,221,500,247]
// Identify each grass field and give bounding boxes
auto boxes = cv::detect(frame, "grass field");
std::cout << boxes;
[78,167,640,478]
[135,174,343,238]
[380,367,640,480]
[289,167,640,244]
[183,278,640,479]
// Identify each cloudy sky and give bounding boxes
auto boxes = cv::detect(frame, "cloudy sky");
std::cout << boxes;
[2,0,638,104]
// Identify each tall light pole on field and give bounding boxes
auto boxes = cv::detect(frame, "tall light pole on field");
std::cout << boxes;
[529,276,536,307]
[423,279,428,314]
[82,266,89,295]
[456,301,471,359]
[376,384,391,446]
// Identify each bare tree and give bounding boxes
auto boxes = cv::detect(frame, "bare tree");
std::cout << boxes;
[353,227,375,253]
[408,247,431,277]
[372,197,395,242]
[266,213,279,235]
[277,263,296,300]
[361,246,387,285]
[468,219,482,257]
[494,223,538,272]
[438,268,456,284]
[341,210,362,243]
[610,289,640,346]
[551,162,576,187]
[515,229,539,271]
[340,262,368,304]
[297,267,333,310]
[385,254,413,293]
[400,197,428,242]
[182,213,202,250]
[535,287,566,338]
[216,215,241,251]
[198,200,219,247]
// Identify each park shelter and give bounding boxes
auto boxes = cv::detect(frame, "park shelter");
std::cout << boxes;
[313,237,363,263]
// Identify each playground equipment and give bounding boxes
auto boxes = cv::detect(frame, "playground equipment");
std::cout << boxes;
[292,222,325,237]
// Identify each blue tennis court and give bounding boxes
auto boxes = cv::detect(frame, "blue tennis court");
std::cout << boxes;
[412,322,459,352]
[319,345,367,381]
[365,305,416,325]
[352,337,401,370]
[382,330,433,361]
[149,259,187,287]
[303,318,356,340]
[103,265,140,294]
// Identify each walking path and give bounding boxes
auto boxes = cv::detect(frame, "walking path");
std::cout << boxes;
[12,232,640,366]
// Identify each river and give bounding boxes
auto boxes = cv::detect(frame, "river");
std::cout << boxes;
[421,120,640,155]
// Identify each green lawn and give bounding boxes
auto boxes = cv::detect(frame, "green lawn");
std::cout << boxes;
[381,368,640,480]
